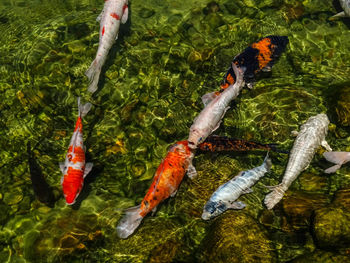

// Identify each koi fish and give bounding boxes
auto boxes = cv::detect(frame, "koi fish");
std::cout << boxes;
[27,142,55,207]
[264,114,332,210]
[188,63,244,149]
[220,35,289,91]
[60,98,93,205]
[198,135,288,153]
[323,151,350,173]
[116,140,196,239]
[202,153,272,220]
[86,0,129,93]
[332,0,350,17]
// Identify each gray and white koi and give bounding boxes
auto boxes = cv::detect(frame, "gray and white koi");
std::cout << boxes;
[86,0,129,93]
[323,151,350,173]
[264,113,332,210]
[202,153,272,220]
[332,0,350,17]
[188,63,244,149]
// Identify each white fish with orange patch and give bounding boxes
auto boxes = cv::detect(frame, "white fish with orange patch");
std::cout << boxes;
[86,0,129,93]
[60,98,93,205]
[188,63,244,149]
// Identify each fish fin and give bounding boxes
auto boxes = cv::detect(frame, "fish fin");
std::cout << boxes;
[246,81,254,89]
[170,190,177,197]
[78,98,92,118]
[331,11,346,18]
[187,163,197,179]
[151,206,157,216]
[85,60,101,93]
[323,151,350,165]
[324,164,342,174]
[60,176,64,185]
[262,66,272,72]
[83,162,93,178]
[59,162,65,174]
[263,153,272,172]
[264,184,285,210]
[242,188,253,194]
[321,140,332,152]
[212,106,229,132]
[96,10,104,22]
[228,201,246,210]
[291,130,299,137]
[121,5,128,24]
[116,205,143,239]
[201,91,217,107]
[115,34,119,41]
[232,171,244,180]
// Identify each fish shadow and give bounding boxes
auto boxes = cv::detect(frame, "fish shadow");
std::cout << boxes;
[70,163,104,210]
[92,2,132,96]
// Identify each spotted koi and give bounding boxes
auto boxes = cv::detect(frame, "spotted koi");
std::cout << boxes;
[85,0,129,93]
[220,35,289,91]
[59,98,93,205]
[116,140,196,239]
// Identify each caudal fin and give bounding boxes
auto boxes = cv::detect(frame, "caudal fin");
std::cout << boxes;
[263,152,272,172]
[264,184,285,210]
[116,205,143,239]
[323,151,350,173]
[77,97,92,118]
[85,60,101,93]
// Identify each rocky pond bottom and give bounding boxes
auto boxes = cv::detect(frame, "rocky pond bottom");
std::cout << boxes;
[0,0,350,262]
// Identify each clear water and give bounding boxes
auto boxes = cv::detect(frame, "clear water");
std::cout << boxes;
[0,0,350,262]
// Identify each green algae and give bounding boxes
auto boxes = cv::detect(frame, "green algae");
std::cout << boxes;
[0,0,350,262]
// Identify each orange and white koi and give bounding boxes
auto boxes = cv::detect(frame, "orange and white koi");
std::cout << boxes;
[86,0,129,93]
[60,98,93,205]
[116,140,196,239]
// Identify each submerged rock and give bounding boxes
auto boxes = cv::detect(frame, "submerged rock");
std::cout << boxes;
[291,249,350,263]
[312,207,350,248]
[282,191,328,230]
[335,86,350,126]
[200,212,276,263]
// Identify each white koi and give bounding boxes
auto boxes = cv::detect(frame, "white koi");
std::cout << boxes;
[86,0,129,93]
[188,63,244,149]
[264,113,332,210]
[202,153,272,220]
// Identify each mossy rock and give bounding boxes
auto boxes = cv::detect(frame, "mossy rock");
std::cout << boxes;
[291,249,350,263]
[199,212,276,263]
[312,207,350,248]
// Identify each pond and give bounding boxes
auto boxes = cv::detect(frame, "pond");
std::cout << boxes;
[0,0,350,262]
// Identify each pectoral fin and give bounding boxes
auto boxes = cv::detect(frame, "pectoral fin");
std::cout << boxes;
[321,140,332,152]
[242,188,253,194]
[83,162,93,178]
[324,164,342,174]
[59,162,65,174]
[187,163,197,179]
[121,6,129,24]
[201,91,217,107]
[228,201,246,210]
[332,11,346,18]
[170,190,177,197]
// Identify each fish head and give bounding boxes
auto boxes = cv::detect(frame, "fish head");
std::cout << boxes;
[202,200,224,220]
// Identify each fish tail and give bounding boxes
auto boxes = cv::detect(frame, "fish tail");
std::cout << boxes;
[264,184,285,210]
[116,205,143,239]
[266,143,289,154]
[77,97,92,118]
[85,59,101,93]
